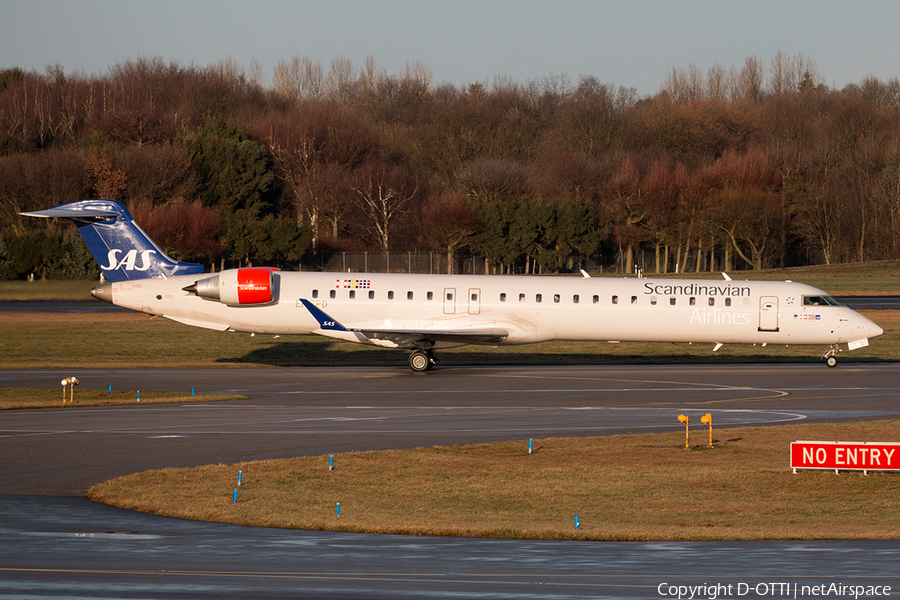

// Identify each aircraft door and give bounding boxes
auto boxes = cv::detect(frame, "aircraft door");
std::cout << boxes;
[468,288,481,315]
[758,296,779,332]
[443,288,456,314]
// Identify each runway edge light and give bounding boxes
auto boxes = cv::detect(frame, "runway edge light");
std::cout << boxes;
[677,414,690,449]
[701,413,714,448]
[62,377,79,404]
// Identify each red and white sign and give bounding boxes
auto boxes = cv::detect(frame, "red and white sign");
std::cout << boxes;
[791,441,900,473]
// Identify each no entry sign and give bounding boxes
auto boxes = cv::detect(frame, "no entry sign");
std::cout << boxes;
[791,441,900,474]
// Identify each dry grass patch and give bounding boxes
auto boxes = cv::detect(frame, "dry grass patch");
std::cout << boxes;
[89,420,900,541]
[0,388,243,410]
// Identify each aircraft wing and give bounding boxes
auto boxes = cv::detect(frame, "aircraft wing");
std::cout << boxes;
[298,299,508,347]
[356,328,508,347]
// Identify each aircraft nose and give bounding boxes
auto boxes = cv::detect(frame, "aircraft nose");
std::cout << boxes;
[859,313,884,338]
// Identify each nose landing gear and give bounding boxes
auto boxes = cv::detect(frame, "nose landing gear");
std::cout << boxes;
[822,343,841,367]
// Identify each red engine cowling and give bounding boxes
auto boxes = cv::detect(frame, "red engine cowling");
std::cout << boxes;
[185,267,278,306]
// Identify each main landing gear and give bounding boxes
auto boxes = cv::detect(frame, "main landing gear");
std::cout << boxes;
[408,349,437,372]
[822,343,841,368]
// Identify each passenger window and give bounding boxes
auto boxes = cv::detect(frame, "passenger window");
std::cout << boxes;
[690,297,696,306]
[368,291,375,300]
[708,298,715,306]
[407,291,414,300]
[312,289,319,299]
[500,293,507,302]
[427,291,433,301]
[650,296,657,306]
[519,293,525,302]
[612,295,618,305]
[388,291,394,300]
[593,295,600,304]
[669,297,676,306]
[725,298,731,307]
[536,294,542,303]
[349,290,356,299]
[554,294,560,303]
[330,290,336,299]
[573,295,579,304]
[631,296,638,305]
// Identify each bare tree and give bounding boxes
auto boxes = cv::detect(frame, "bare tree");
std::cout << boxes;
[325,55,356,103]
[248,57,265,88]
[351,162,418,252]
[272,55,324,105]
[687,63,705,101]
[769,51,794,96]
[706,63,728,100]
[661,66,689,102]
[734,55,765,101]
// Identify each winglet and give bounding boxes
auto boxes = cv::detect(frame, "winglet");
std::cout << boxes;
[298,299,347,331]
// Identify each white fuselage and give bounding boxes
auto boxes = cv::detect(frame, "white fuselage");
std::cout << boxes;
[97,272,883,350]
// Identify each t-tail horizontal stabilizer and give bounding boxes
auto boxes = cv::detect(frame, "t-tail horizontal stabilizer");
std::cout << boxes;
[21,200,204,282]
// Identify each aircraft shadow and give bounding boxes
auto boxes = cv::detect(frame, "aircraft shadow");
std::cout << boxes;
[215,340,889,369]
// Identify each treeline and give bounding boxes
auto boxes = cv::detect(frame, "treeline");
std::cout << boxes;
[1,53,899,279]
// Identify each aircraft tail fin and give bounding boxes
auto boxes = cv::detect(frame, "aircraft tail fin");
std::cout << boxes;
[21,199,205,282]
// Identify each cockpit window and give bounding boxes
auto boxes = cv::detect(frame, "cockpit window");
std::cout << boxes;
[803,295,843,306]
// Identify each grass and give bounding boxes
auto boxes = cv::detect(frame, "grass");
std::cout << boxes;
[0,279,97,300]
[0,310,895,369]
[0,387,243,410]
[88,420,900,541]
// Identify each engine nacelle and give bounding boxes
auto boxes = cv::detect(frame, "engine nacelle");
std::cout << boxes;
[184,267,278,306]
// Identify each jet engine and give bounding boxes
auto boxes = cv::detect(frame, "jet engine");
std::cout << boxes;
[183,267,278,306]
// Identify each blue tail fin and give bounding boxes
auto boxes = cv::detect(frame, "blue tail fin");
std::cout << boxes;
[22,200,205,282]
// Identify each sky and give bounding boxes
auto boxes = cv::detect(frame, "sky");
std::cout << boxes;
[2,0,899,97]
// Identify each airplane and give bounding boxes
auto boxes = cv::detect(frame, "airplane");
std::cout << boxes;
[24,199,883,372]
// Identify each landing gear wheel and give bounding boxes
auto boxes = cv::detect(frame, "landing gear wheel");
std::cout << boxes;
[822,343,841,368]
[409,350,434,372]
